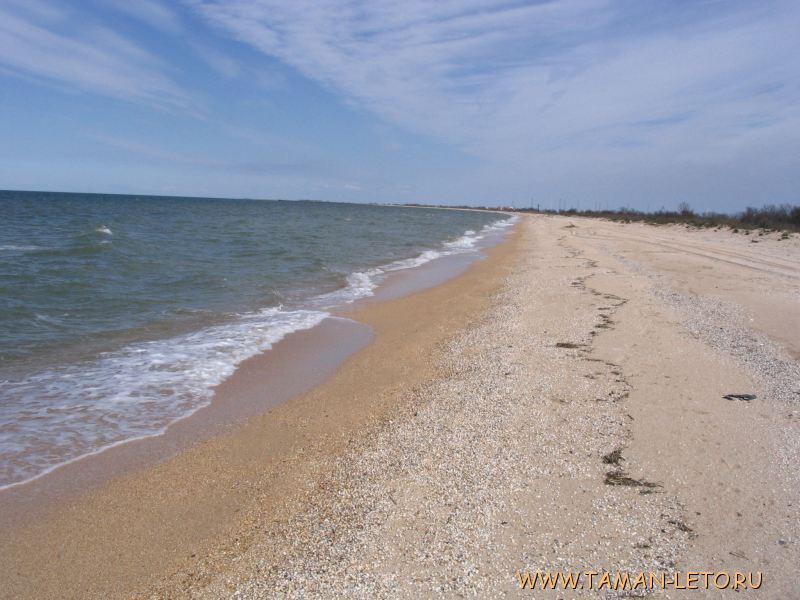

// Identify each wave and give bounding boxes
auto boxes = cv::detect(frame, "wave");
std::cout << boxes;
[0,244,41,252]
[0,307,328,489]
[316,215,516,306]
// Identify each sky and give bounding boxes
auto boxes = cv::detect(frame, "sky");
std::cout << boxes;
[0,0,798,211]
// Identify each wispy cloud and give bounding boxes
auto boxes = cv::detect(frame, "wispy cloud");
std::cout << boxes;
[2,0,797,206]
[193,43,243,78]
[104,0,183,33]
[191,0,800,199]
[191,42,286,90]
[190,0,611,140]
[0,2,195,112]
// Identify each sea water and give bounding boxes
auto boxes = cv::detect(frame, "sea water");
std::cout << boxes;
[0,191,512,488]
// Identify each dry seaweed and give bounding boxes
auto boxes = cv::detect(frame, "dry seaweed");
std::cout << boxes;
[602,448,624,465]
[604,469,660,490]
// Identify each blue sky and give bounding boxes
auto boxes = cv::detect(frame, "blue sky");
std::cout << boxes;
[0,0,798,211]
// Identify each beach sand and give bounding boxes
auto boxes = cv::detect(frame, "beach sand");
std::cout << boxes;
[2,215,798,598]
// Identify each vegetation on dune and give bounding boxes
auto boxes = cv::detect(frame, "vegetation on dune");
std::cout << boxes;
[402,202,799,235]
[518,203,800,234]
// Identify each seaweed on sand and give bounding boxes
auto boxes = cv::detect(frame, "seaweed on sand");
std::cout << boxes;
[604,470,661,492]
[602,448,624,465]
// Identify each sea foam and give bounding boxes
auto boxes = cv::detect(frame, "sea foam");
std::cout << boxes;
[0,307,328,488]
[319,216,516,305]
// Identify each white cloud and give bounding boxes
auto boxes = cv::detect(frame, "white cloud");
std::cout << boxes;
[189,0,614,138]
[2,0,797,206]
[190,0,800,205]
[0,3,196,113]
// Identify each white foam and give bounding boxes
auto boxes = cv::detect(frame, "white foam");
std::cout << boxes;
[345,270,379,296]
[316,215,515,307]
[0,307,328,489]
[95,226,113,235]
[0,244,40,252]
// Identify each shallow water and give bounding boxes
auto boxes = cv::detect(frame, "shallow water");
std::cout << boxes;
[0,190,511,487]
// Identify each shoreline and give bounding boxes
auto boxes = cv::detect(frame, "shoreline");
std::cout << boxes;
[0,317,374,528]
[0,214,512,512]
[3,215,799,598]
[0,201,511,496]
[0,217,523,599]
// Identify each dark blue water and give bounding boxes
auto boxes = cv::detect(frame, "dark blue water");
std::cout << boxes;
[0,191,511,488]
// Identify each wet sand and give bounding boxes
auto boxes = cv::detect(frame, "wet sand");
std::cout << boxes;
[0,317,374,529]
[3,215,799,598]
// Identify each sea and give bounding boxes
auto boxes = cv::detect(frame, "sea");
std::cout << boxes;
[0,190,513,489]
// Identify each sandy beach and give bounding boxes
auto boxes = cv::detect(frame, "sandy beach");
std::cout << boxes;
[2,214,799,598]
